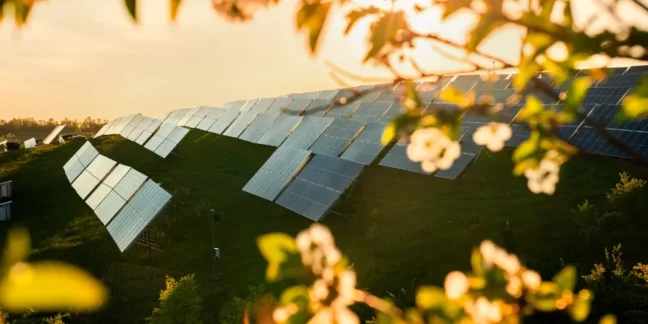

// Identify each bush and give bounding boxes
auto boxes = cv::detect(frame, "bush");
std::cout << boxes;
[148,274,203,324]
[219,285,276,324]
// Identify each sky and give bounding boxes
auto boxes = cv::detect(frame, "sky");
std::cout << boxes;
[0,0,647,121]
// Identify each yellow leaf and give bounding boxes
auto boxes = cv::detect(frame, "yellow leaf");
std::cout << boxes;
[170,0,182,22]
[0,261,107,312]
[416,286,446,309]
[256,233,299,280]
[381,122,397,145]
[2,227,30,268]
[439,86,468,107]
[600,314,617,324]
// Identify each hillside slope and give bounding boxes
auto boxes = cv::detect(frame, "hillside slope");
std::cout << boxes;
[0,130,646,323]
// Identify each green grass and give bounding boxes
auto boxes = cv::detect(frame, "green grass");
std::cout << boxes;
[1,131,647,323]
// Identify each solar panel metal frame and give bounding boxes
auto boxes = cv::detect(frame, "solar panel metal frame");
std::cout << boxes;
[95,190,127,225]
[208,109,240,134]
[249,98,277,114]
[113,168,148,200]
[44,125,66,144]
[309,119,365,157]
[71,170,101,200]
[238,111,281,142]
[85,155,117,181]
[350,102,393,122]
[223,112,258,138]
[63,155,85,183]
[340,122,388,165]
[256,115,302,147]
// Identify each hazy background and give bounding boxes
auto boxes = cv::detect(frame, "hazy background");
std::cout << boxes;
[1,0,646,120]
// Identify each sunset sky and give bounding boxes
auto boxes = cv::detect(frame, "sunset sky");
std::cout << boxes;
[1,0,646,121]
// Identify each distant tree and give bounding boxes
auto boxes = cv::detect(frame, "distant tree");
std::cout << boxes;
[148,274,203,324]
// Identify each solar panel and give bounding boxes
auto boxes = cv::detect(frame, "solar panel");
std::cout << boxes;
[375,90,400,103]
[256,115,302,146]
[114,168,147,200]
[185,107,212,128]
[224,100,247,111]
[309,119,365,157]
[302,99,331,117]
[379,143,432,175]
[107,179,171,252]
[249,98,276,114]
[281,116,333,150]
[85,155,117,180]
[103,164,131,188]
[266,97,292,114]
[275,154,363,221]
[143,135,164,152]
[94,123,111,138]
[434,153,476,179]
[323,101,360,119]
[63,155,85,183]
[292,91,321,99]
[85,183,111,210]
[340,122,388,164]
[505,125,531,147]
[284,98,312,115]
[596,74,641,87]
[95,190,126,225]
[316,89,339,100]
[76,141,99,167]
[238,111,281,142]
[239,100,258,112]
[569,127,648,158]
[208,109,240,134]
[350,102,393,122]
[126,128,144,141]
[135,130,154,145]
[242,147,312,201]
[459,128,483,155]
[178,107,200,126]
[71,170,101,199]
[24,138,36,149]
[166,126,189,144]
[588,104,648,131]
[223,112,258,138]
[146,119,163,133]
[44,125,66,144]
[450,75,479,90]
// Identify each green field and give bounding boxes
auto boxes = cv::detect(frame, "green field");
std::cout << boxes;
[0,130,646,323]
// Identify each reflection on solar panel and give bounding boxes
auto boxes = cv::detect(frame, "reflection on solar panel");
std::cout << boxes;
[434,153,476,179]
[94,123,111,138]
[243,147,311,201]
[239,100,258,112]
[178,107,200,126]
[95,190,126,225]
[103,164,131,188]
[340,122,388,164]
[302,99,331,117]
[505,125,531,147]
[323,102,360,119]
[266,97,292,114]
[379,143,432,175]
[239,111,281,142]
[63,155,85,183]
[257,115,302,146]
[316,89,339,100]
[281,117,333,150]
[86,155,117,180]
[142,122,189,158]
[106,179,171,252]
[250,98,276,114]
[208,109,240,134]
[185,107,212,128]
[275,154,363,221]
[309,119,365,157]
[85,183,111,210]
[195,108,224,131]
[76,141,99,167]
[44,125,66,144]
[568,127,648,158]
[284,98,312,115]
[71,170,100,199]
[114,168,147,200]
[223,112,258,138]
[350,102,392,122]
[450,75,479,90]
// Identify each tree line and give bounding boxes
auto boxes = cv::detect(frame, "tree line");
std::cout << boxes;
[0,117,107,141]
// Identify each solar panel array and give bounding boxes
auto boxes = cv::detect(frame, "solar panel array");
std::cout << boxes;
[43,125,66,145]
[62,141,172,252]
[88,66,648,222]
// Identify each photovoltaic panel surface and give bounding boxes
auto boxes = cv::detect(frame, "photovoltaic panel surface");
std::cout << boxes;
[24,138,36,149]
[266,97,292,114]
[316,89,339,100]
[238,100,258,112]
[284,98,312,115]
[340,122,388,165]
[63,155,85,183]
[275,154,363,221]
[85,155,117,180]
[223,112,258,138]
[569,127,648,158]
[256,115,302,147]
[379,143,432,175]
[281,116,333,150]
[95,190,126,225]
[302,99,331,117]
[185,107,211,128]
[309,119,365,157]
[242,147,311,201]
[85,183,111,210]
[76,141,99,167]
[324,102,360,119]
[103,164,131,188]
[178,107,200,126]
[249,98,276,114]
[350,102,392,122]
[94,123,110,138]
[114,168,147,200]
[238,111,281,142]
[71,170,100,199]
[505,125,531,147]
[128,179,171,227]
[44,125,66,144]
[208,109,240,134]
[144,135,164,152]
[434,153,476,179]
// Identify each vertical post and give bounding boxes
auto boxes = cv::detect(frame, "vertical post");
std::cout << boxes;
[209,209,217,282]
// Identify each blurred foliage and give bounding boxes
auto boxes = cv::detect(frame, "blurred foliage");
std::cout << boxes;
[219,285,277,324]
[147,274,203,324]
[0,228,107,314]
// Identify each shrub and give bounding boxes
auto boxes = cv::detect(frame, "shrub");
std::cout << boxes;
[148,274,203,324]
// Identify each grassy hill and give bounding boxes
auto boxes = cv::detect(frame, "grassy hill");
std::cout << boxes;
[1,130,647,323]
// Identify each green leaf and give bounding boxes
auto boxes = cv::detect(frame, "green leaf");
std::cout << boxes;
[364,11,406,62]
[467,15,506,51]
[516,95,543,121]
[570,298,591,322]
[381,122,397,145]
[416,286,447,310]
[527,282,561,311]
[278,286,310,324]
[439,86,468,107]
[470,248,483,276]
[124,0,137,22]
[170,0,182,22]
[552,265,576,291]
[514,32,554,90]
[256,234,303,281]
[442,0,471,19]
[345,7,380,35]
[539,0,556,19]
[620,75,648,120]
[564,77,591,117]
[296,1,332,54]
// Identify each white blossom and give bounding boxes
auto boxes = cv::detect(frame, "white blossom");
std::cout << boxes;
[524,159,560,195]
[444,271,469,299]
[472,122,512,152]
[465,297,502,324]
[506,276,522,297]
[407,128,461,172]
[521,270,541,290]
